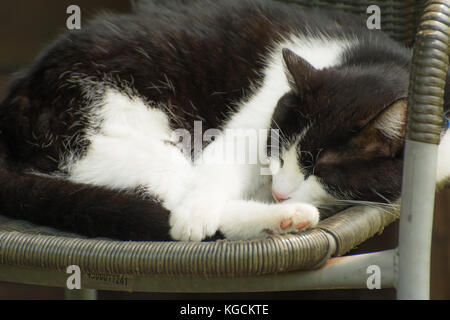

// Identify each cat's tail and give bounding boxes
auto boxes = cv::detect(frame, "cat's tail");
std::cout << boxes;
[0,138,172,241]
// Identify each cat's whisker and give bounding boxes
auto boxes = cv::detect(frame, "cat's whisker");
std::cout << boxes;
[321,199,400,217]
[372,190,395,205]
[331,199,399,207]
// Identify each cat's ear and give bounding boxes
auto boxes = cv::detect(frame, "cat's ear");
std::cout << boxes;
[373,98,408,140]
[282,48,317,95]
[351,98,408,156]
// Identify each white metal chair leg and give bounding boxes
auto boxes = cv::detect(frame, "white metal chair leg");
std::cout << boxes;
[396,142,438,299]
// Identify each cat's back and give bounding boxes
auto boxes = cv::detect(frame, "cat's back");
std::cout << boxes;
[2,0,367,106]
[0,0,372,172]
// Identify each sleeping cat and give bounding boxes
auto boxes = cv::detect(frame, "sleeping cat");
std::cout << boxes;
[0,0,449,241]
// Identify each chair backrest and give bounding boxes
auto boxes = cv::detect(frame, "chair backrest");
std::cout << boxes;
[285,0,426,45]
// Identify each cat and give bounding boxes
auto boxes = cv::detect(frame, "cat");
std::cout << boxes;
[0,0,449,241]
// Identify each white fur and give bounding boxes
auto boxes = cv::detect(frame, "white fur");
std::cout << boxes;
[67,89,194,209]
[271,135,336,206]
[285,176,336,205]
[271,142,305,197]
[278,36,355,70]
[266,36,353,204]
[64,34,357,241]
[374,100,407,139]
[220,200,320,240]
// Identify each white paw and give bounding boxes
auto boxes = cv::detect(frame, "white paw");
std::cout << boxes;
[169,195,223,241]
[265,203,319,235]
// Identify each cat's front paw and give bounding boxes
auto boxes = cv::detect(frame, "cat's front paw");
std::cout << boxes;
[266,202,320,235]
[169,196,223,241]
[218,201,320,240]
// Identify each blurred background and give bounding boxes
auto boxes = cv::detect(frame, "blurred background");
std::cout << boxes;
[0,0,448,299]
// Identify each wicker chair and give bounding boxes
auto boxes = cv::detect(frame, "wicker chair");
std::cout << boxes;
[0,0,448,300]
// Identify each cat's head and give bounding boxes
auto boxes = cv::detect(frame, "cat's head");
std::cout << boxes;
[268,48,410,212]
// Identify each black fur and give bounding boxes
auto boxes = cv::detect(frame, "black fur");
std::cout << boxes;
[0,0,448,240]
[0,138,171,240]
[272,48,411,202]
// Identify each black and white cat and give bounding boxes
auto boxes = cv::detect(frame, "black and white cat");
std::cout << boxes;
[0,0,449,241]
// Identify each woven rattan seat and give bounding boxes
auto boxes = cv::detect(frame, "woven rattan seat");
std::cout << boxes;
[0,0,448,298]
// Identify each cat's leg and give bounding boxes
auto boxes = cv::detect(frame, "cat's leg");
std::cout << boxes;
[169,132,272,241]
[64,89,261,242]
[67,134,194,208]
[219,200,320,240]
[169,162,320,241]
[168,164,247,241]
[65,89,268,242]
[66,89,196,215]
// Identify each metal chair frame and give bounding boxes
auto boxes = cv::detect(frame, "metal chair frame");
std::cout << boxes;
[0,0,448,300]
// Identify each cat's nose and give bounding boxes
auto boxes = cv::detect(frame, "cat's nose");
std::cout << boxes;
[272,190,290,202]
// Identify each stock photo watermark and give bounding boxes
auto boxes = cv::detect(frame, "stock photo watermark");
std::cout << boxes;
[366,264,382,289]
[179,304,270,317]
[66,265,81,290]
[64,264,382,291]
[66,265,130,290]
[66,5,81,30]
[66,4,382,31]
[171,121,280,175]
[366,5,381,30]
